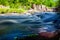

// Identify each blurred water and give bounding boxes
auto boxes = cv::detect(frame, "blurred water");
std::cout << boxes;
[0,12,60,40]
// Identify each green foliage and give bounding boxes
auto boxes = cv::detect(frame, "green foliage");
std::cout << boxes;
[0,0,59,13]
[56,0,60,7]
[0,0,58,8]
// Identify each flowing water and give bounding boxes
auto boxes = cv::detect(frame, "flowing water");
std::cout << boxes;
[0,12,60,40]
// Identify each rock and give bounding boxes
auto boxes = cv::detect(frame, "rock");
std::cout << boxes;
[28,5,54,13]
[0,5,10,9]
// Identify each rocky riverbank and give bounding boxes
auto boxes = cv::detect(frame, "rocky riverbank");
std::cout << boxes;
[0,5,56,15]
